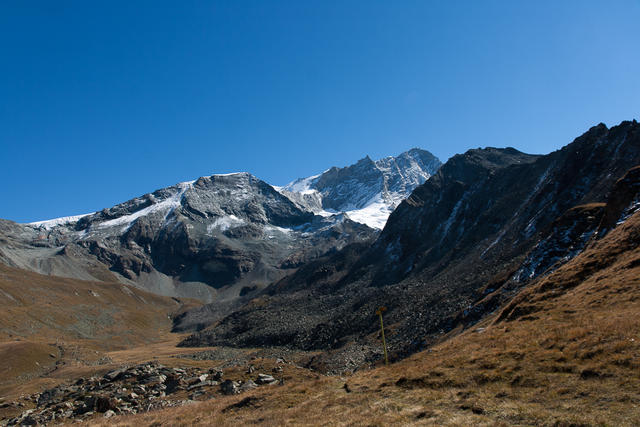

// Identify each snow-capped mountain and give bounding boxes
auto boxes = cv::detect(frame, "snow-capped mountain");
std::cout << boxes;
[0,149,441,304]
[0,172,376,304]
[278,148,442,229]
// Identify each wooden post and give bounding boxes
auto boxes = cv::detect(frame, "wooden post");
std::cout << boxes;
[376,306,389,365]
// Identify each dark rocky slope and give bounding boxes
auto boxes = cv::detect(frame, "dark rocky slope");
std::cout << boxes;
[179,120,640,371]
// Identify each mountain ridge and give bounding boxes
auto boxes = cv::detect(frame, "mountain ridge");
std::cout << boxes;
[278,148,441,229]
[0,148,440,305]
[179,120,640,372]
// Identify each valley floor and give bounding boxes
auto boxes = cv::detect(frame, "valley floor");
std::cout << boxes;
[86,287,640,427]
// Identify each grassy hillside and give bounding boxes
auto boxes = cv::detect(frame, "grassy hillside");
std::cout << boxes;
[0,264,195,397]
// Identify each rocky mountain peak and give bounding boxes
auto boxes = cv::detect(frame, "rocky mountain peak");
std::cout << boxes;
[280,148,442,229]
[2,169,379,304]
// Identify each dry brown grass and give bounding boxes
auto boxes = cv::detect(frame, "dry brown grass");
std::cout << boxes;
[0,264,199,398]
[74,213,640,425]
[4,213,640,426]
[0,341,59,383]
[0,264,186,346]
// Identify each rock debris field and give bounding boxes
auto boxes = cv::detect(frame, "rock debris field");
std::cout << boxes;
[2,360,284,426]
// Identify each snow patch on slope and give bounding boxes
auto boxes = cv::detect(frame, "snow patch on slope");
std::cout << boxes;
[279,149,441,229]
[28,213,94,230]
[208,215,246,233]
[96,181,194,231]
[282,174,321,194]
[617,197,640,225]
[341,196,393,230]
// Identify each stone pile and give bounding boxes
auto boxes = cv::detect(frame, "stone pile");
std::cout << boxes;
[2,361,282,426]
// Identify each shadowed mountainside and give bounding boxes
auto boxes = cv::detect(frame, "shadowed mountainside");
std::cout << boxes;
[179,120,640,372]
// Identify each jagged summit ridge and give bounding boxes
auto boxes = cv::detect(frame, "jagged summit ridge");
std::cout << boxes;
[279,148,442,229]
[5,170,378,303]
[27,173,253,231]
[4,148,442,303]
[25,148,441,233]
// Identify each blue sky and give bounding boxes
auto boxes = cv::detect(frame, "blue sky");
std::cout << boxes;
[1,1,639,222]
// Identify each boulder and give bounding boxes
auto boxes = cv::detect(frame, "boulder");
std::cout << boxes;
[238,380,258,392]
[220,380,239,395]
[104,367,128,381]
[142,374,167,385]
[209,369,224,381]
[256,374,277,385]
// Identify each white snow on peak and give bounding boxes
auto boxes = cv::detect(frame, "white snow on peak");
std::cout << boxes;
[282,174,321,193]
[27,179,197,232]
[340,196,394,230]
[28,213,94,230]
[26,151,438,234]
[303,194,395,230]
[96,181,193,231]
[278,150,439,230]
[211,172,250,177]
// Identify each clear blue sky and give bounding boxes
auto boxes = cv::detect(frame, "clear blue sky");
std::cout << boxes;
[1,1,639,222]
